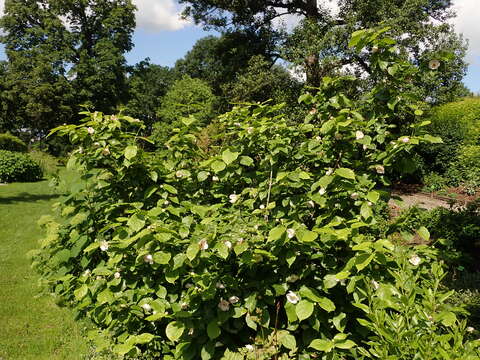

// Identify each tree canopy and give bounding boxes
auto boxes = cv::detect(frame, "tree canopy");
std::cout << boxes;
[0,0,135,134]
[179,0,468,103]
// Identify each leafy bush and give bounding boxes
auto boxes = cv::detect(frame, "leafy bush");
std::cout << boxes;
[445,145,480,189]
[419,97,480,174]
[152,76,217,146]
[0,133,28,152]
[31,30,480,359]
[29,150,59,177]
[0,150,43,183]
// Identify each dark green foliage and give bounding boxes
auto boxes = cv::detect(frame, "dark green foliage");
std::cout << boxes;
[180,0,468,103]
[0,133,27,152]
[0,150,43,182]
[0,0,135,135]
[221,55,301,104]
[151,76,217,146]
[125,61,176,129]
[28,150,59,177]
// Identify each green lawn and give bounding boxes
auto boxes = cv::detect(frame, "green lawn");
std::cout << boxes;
[0,179,93,360]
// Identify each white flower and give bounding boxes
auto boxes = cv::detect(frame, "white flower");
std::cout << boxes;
[372,46,379,53]
[350,192,359,200]
[93,142,100,147]
[144,254,154,264]
[375,165,385,174]
[87,127,95,135]
[83,269,91,277]
[229,296,240,304]
[371,280,380,290]
[224,241,232,249]
[428,59,441,70]
[309,108,318,115]
[216,282,225,289]
[234,122,241,127]
[188,328,194,336]
[401,137,410,143]
[181,302,189,310]
[367,201,373,206]
[315,136,322,141]
[326,168,333,176]
[199,239,209,250]
[100,241,109,251]
[114,271,121,279]
[229,194,239,204]
[319,187,326,195]
[163,200,170,206]
[175,170,183,178]
[259,204,265,210]
[409,254,421,266]
[363,144,368,150]
[307,200,315,208]
[254,225,259,231]
[286,291,300,304]
[218,299,230,311]
[141,303,152,312]
[467,326,475,333]
[286,228,295,239]
[212,175,219,181]
[247,127,253,134]
[245,344,254,351]
[102,147,110,156]
[355,130,365,140]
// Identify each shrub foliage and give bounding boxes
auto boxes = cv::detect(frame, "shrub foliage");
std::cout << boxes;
[0,133,27,152]
[0,150,43,183]
[32,30,480,359]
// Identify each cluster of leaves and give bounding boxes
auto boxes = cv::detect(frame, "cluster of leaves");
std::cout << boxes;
[32,30,480,359]
[0,150,43,183]
[0,132,27,152]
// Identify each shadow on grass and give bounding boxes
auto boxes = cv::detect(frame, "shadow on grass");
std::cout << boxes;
[0,192,59,204]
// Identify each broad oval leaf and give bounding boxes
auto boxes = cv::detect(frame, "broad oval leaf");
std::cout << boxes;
[165,321,185,342]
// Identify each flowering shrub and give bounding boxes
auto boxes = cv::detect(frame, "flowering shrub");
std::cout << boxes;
[32,29,480,359]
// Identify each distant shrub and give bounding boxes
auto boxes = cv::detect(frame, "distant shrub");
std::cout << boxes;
[419,97,480,174]
[0,133,28,152]
[29,150,59,177]
[0,150,43,183]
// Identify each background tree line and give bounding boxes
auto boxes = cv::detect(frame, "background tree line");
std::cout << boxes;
[0,0,474,151]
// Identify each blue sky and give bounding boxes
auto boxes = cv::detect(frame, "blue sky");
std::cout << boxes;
[0,0,479,93]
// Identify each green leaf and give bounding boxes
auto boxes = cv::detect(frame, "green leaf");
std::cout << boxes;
[197,171,209,182]
[366,191,380,203]
[309,339,334,352]
[74,284,88,300]
[207,320,221,340]
[417,226,430,242]
[222,149,239,165]
[124,145,138,160]
[240,156,254,166]
[153,251,171,264]
[186,243,199,261]
[335,168,355,180]
[296,229,318,243]
[114,343,134,356]
[335,339,356,349]
[268,226,286,241]
[296,300,314,321]
[165,321,185,342]
[127,214,145,233]
[211,160,226,173]
[355,253,374,271]
[163,184,177,194]
[360,202,373,219]
[317,297,336,312]
[280,333,297,350]
[97,289,114,304]
[134,333,155,344]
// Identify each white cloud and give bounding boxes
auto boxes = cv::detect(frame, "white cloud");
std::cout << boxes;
[133,0,190,32]
[452,0,480,65]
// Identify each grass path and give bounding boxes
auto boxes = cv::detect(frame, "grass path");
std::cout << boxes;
[0,180,92,360]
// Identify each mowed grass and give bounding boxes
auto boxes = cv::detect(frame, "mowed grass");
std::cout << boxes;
[0,179,93,360]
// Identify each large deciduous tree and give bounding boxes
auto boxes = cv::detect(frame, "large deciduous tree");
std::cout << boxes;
[179,0,468,103]
[0,0,135,135]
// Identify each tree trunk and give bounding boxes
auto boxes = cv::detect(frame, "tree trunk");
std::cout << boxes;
[304,0,322,89]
